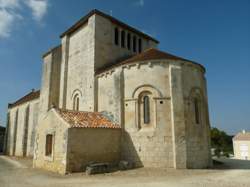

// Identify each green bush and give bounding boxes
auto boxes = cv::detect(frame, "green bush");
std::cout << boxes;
[211,127,233,157]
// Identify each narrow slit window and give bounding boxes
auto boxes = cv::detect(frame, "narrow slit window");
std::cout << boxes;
[45,134,53,156]
[73,94,80,111]
[194,98,200,124]
[133,36,137,52]
[114,28,119,45]
[143,96,150,124]
[127,33,131,50]
[138,38,142,53]
[121,30,125,48]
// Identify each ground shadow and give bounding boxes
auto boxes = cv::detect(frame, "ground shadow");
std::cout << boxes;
[213,157,250,169]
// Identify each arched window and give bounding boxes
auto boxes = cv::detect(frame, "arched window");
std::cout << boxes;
[121,30,125,48]
[138,38,142,53]
[194,98,200,124]
[73,94,80,111]
[143,96,150,124]
[127,33,131,50]
[133,36,137,52]
[114,27,119,45]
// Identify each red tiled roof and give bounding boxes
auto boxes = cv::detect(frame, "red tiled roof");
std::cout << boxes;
[60,9,159,43]
[96,48,205,74]
[8,90,40,109]
[56,109,121,129]
[233,132,250,141]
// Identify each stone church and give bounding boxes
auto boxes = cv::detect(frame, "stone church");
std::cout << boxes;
[4,9,212,174]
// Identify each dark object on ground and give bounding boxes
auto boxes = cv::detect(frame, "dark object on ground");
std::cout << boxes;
[118,160,133,170]
[86,162,111,175]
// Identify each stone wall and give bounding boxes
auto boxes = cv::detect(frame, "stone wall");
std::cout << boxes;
[33,109,68,174]
[67,128,121,172]
[97,60,174,168]
[94,14,158,70]
[60,16,95,112]
[182,64,212,168]
[39,46,61,121]
[6,98,39,157]
[97,69,123,124]
[97,59,211,169]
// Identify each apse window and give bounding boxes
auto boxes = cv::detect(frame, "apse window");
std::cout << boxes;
[143,96,150,124]
[45,134,53,157]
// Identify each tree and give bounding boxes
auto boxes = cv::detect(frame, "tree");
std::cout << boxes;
[211,127,233,157]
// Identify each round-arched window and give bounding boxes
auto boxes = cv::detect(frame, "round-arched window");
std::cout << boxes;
[143,96,150,124]
[73,94,80,111]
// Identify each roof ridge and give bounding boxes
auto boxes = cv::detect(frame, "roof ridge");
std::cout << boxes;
[8,89,40,109]
[95,48,205,75]
[60,9,159,43]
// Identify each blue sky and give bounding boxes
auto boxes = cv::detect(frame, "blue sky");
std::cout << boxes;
[0,0,249,134]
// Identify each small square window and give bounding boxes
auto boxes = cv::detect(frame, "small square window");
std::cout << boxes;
[160,101,163,104]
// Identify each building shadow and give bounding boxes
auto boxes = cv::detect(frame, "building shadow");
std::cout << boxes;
[213,158,250,169]
[121,130,143,169]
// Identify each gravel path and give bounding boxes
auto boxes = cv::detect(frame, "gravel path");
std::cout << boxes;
[0,156,250,187]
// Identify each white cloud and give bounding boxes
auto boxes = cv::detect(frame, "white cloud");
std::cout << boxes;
[0,0,21,38]
[25,0,48,21]
[0,0,20,9]
[134,0,144,7]
[0,0,49,38]
[0,9,15,38]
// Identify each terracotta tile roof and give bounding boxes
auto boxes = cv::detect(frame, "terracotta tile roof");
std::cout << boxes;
[56,109,121,129]
[96,48,205,75]
[8,90,40,109]
[233,132,250,141]
[60,9,159,43]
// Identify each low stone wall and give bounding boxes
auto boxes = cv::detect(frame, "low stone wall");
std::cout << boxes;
[67,128,121,172]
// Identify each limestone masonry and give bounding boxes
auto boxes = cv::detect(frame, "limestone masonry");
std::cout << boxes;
[4,9,212,174]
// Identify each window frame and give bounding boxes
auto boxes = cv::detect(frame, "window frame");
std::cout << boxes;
[44,132,55,161]
[143,96,150,124]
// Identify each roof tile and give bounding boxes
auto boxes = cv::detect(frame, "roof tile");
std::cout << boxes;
[96,48,205,75]
[56,109,121,129]
[233,132,250,141]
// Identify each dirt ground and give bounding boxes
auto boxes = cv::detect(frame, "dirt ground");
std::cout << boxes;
[0,156,250,187]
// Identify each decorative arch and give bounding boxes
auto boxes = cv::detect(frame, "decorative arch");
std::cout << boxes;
[72,89,82,111]
[132,85,161,130]
[132,84,162,99]
[71,89,82,99]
